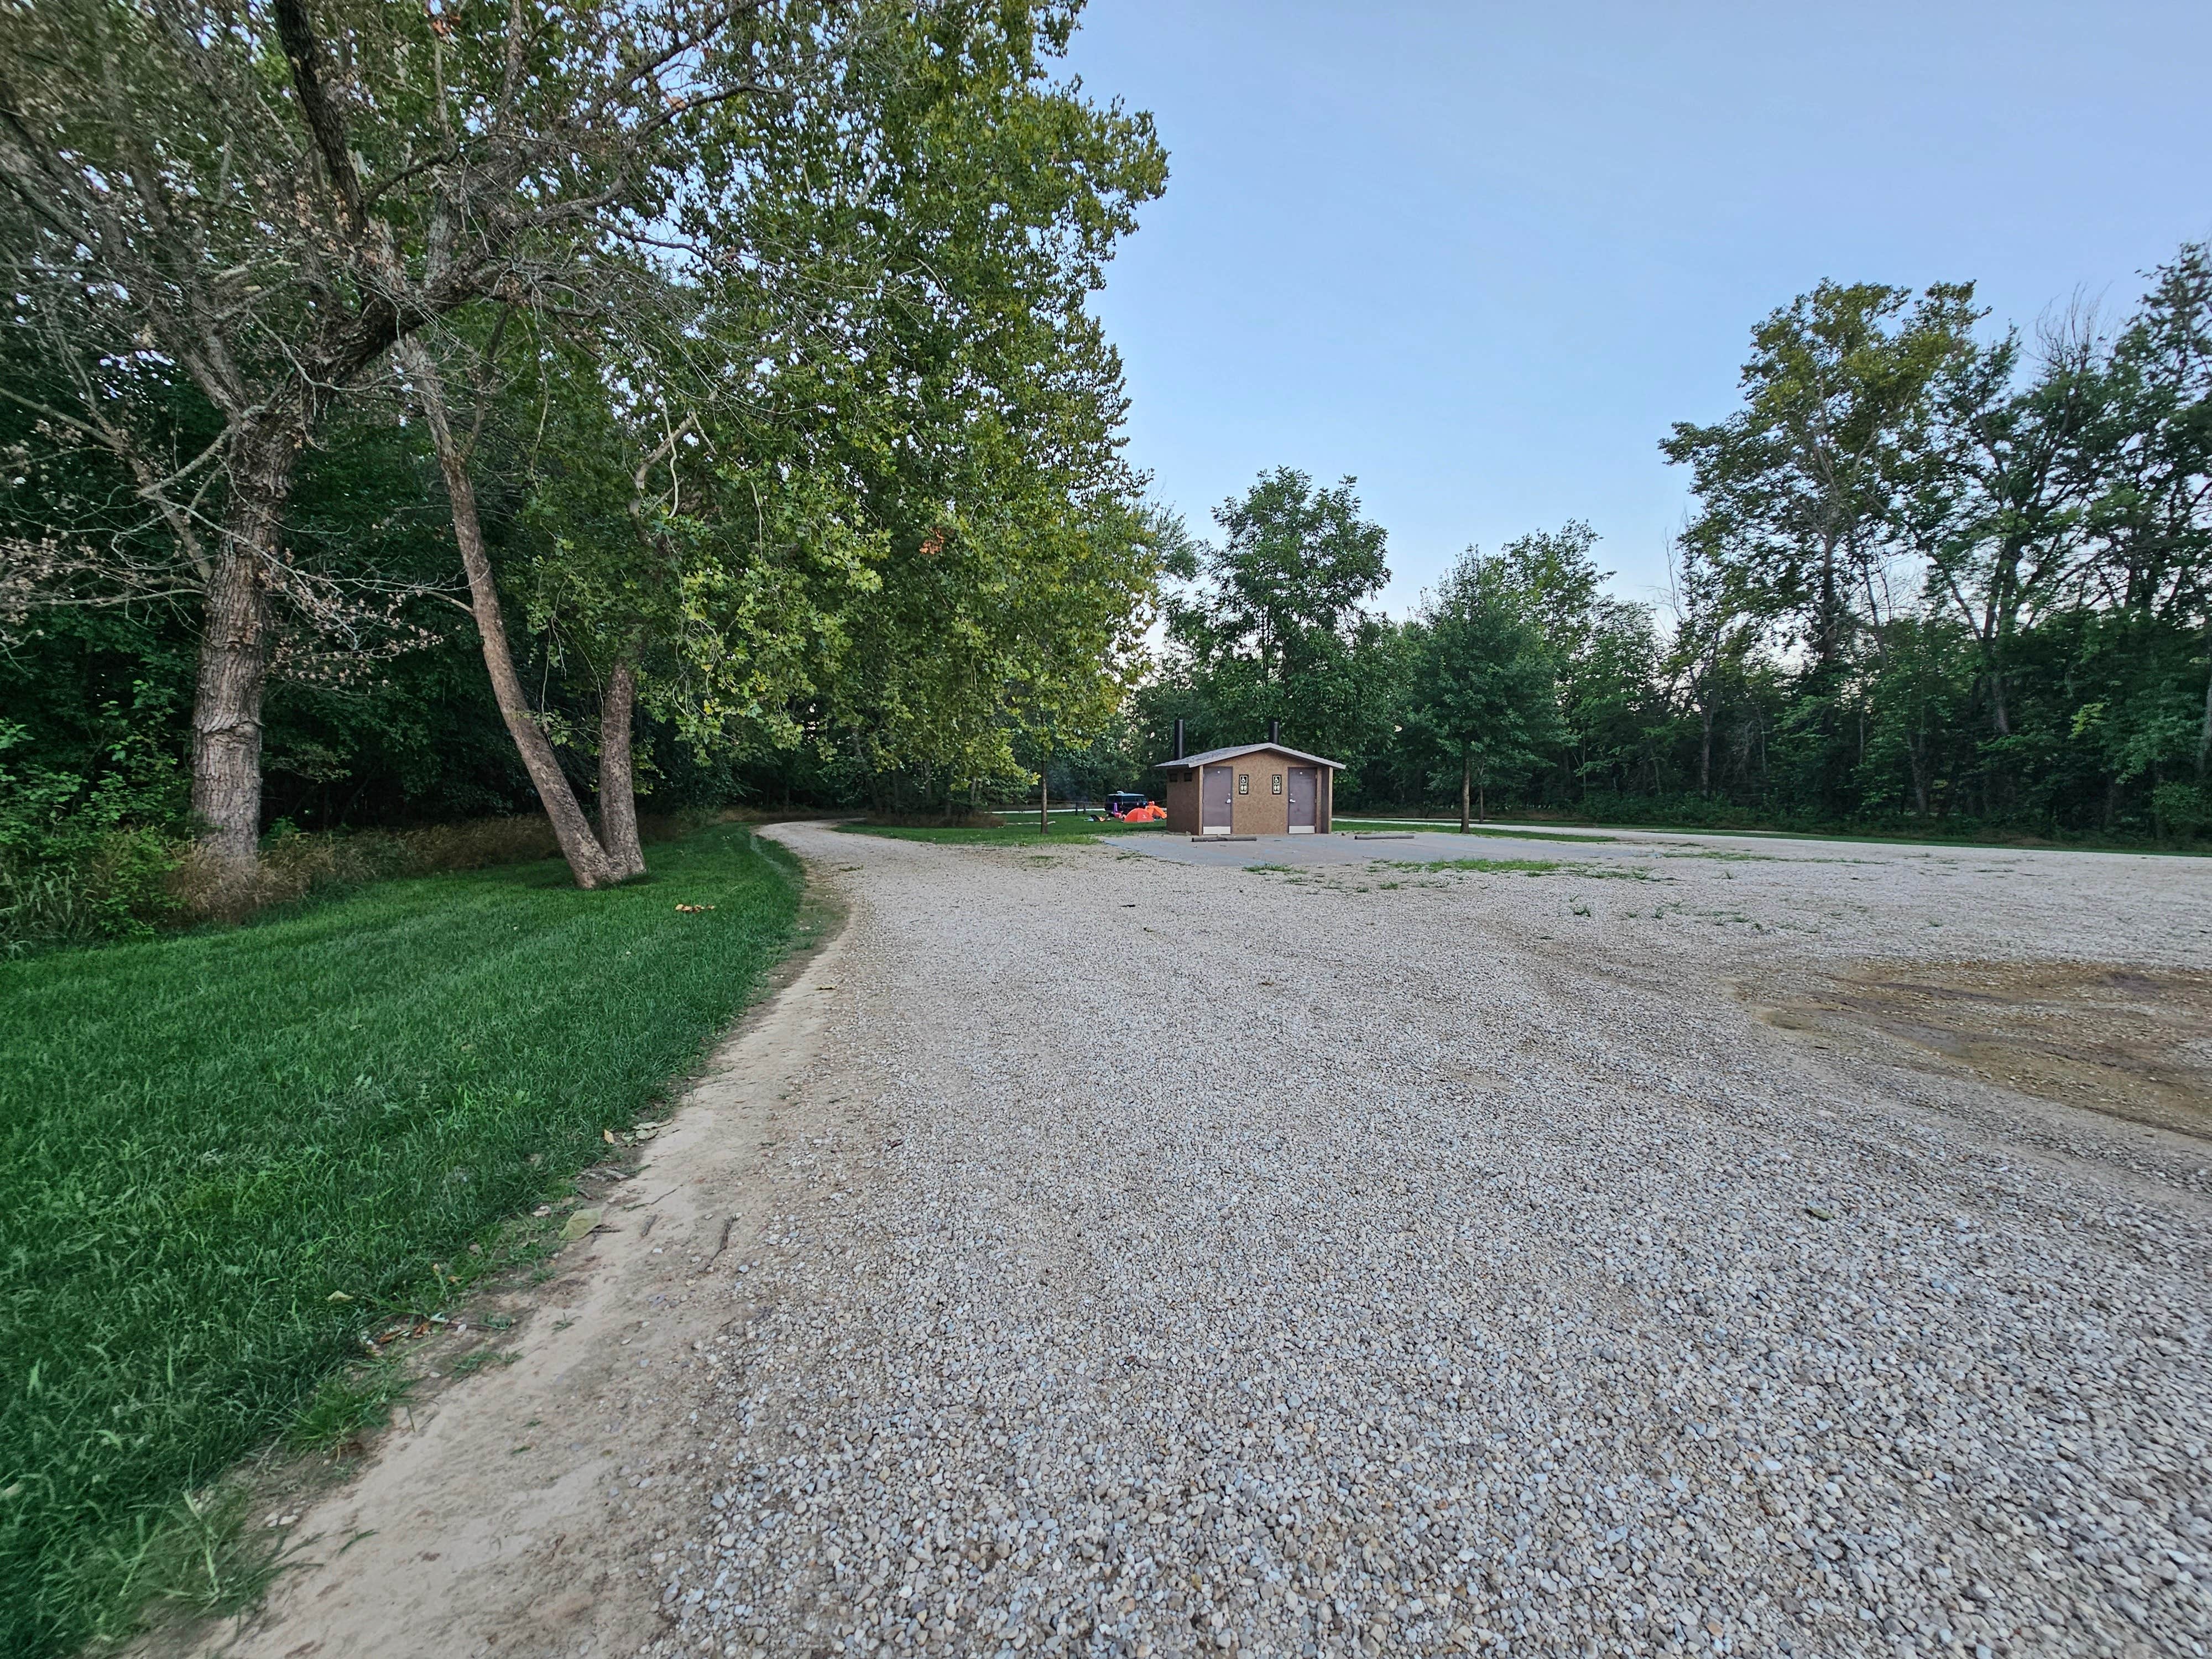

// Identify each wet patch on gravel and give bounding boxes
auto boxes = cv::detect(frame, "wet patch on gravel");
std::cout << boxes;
[1757,962,2212,1139]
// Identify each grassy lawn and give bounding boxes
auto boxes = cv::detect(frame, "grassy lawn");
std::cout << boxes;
[0,823,802,1657]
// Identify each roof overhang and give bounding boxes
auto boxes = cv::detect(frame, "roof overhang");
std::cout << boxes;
[1155,743,1344,771]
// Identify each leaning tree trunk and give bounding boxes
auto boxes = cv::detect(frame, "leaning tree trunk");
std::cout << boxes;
[187,420,295,894]
[1459,744,1472,834]
[597,661,646,880]
[402,341,620,889]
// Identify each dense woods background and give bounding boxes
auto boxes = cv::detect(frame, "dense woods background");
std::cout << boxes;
[2,0,2205,954]
[1120,251,2212,844]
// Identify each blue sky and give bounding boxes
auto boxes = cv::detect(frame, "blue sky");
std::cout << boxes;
[1062,1,2212,615]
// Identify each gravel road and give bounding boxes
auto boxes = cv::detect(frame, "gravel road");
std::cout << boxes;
[638,825,2212,1659]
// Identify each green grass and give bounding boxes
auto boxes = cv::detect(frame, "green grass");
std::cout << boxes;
[0,822,802,1657]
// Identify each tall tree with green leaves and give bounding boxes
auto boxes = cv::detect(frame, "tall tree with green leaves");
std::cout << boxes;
[1664,535,1764,798]
[1663,281,1982,668]
[685,0,1167,813]
[1496,521,1665,802]
[1409,550,1561,829]
[1158,468,1395,769]
[1906,316,2104,750]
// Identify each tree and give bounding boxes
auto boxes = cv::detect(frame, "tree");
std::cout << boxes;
[0,0,757,881]
[1496,521,1665,802]
[1892,312,2105,802]
[1173,468,1390,681]
[1664,535,1763,798]
[683,1,1167,816]
[1410,551,1560,829]
[1157,468,1395,775]
[2076,247,2212,781]
[1663,281,1981,668]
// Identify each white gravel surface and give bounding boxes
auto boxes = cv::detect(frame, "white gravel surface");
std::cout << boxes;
[632,826,2212,1659]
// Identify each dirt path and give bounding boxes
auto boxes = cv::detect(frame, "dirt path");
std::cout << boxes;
[187,836,853,1659]
[196,823,2212,1659]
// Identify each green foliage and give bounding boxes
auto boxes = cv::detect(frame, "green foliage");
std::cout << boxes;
[0,823,801,1657]
[0,690,186,951]
[675,2,1170,810]
[1663,279,1984,665]
[3,0,1171,877]
[1146,469,1404,790]
[1406,549,1564,815]
[1135,246,2209,846]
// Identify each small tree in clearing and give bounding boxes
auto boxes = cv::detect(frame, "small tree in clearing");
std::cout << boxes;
[1412,550,1561,829]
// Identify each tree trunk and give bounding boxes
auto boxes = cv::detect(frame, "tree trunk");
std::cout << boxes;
[2198,645,2211,781]
[1478,777,1486,823]
[1459,745,1472,834]
[598,661,646,880]
[188,425,292,890]
[1039,753,1050,836]
[403,341,619,889]
[1699,701,1713,797]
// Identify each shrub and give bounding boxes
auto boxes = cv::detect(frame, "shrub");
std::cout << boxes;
[0,717,184,954]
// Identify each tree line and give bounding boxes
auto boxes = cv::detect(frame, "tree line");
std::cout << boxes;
[1114,248,2211,843]
[3,7,2205,947]
[2,0,1165,926]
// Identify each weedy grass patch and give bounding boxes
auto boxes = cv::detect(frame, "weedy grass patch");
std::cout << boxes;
[1384,857,1564,875]
[0,823,801,1657]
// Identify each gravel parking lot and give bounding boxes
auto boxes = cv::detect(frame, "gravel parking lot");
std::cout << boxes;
[645,825,2211,1659]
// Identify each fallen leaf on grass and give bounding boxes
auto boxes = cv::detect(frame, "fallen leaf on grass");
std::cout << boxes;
[326,1291,352,1303]
[561,1207,602,1242]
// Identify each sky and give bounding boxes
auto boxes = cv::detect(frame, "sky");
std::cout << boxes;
[1061,0,2212,617]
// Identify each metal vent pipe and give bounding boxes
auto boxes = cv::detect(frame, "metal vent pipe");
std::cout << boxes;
[1267,717,1281,745]
[1172,717,1185,760]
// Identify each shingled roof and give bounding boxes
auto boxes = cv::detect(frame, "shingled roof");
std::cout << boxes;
[1155,742,1343,771]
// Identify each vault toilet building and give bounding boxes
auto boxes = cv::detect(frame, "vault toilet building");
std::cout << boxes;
[1156,719,1342,836]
